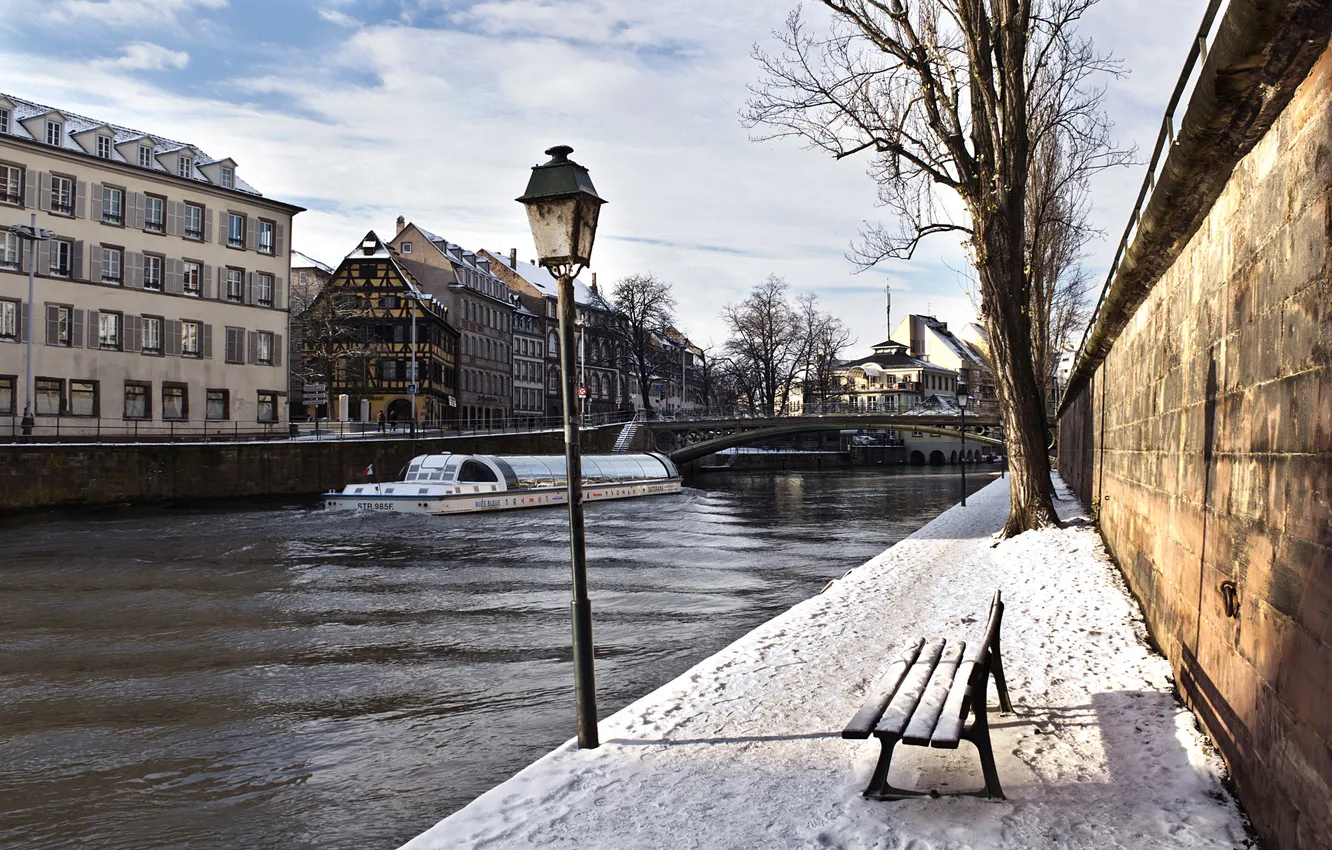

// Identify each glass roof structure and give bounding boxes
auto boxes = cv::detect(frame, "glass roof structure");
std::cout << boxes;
[403,453,678,486]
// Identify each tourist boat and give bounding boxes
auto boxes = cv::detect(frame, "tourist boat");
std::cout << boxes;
[323,452,683,515]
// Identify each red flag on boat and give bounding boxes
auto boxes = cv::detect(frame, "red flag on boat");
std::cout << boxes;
[362,463,375,477]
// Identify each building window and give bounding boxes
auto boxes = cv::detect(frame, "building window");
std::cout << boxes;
[1,232,19,270]
[138,145,153,168]
[0,108,9,134]
[142,316,162,354]
[48,305,72,346]
[257,220,274,254]
[45,120,62,146]
[401,241,412,254]
[256,330,273,365]
[226,268,243,302]
[102,186,124,224]
[98,312,122,349]
[0,298,17,338]
[70,381,98,417]
[102,247,123,284]
[144,195,165,232]
[143,255,164,291]
[0,375,12,415]
[0,163,20,205]
[183,261,202,296]
[50,240,72,277]
[124,382,150,419]
[227,213,245,248]
[178,156,192,178]
[162,384,187,420]
[50,174,74,215]
[182,321,201,356]
[224,326,245,364]
[255,273,274,307]
[206,389,229,421]
[96,134,112,159]
[256,391,277,422]
[182,203,203,240]
[36,378,63,415]
[220,166,234,189]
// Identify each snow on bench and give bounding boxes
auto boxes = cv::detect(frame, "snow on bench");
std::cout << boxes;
[842,590,1013,800]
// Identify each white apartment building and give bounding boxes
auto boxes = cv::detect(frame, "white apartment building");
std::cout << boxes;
[0,93,302,433]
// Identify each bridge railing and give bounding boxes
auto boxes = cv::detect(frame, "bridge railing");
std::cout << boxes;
[650,400,1004,422]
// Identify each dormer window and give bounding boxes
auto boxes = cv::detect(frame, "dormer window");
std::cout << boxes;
[220,166,234,189]
[96,134,112,159]
[0,108,10,134]
[401,241,412,254]
[138,145,153,168]
[46,120,62,146]
[178,156,192,178]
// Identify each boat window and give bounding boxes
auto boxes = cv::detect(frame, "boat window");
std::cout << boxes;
[419,488,429,494]
[429,472,444,480]
[458,460,499,482]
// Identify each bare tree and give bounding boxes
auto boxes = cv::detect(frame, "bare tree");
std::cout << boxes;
[722,276,809,417]
[605,273,676,417]
[745,0,1124,535]
[797,293,855,408]
[296,289,375,398]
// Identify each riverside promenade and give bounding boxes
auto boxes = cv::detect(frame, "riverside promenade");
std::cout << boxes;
[401,475,1252,849]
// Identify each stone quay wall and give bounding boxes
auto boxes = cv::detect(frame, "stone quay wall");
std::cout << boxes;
[0,428,620,513]
[1059,42,1332,850]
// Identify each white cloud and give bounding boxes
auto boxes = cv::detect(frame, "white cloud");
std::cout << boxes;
[106,41,190,71]
[318,7,359,27]
[41,0,227,28]
[0,0,1213,351]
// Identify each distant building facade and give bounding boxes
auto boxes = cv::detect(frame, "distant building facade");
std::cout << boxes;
[0,93,301,431]
[288,249,333,416]
[892,314,996,400]
[511,301,544,426]
[836,338,959,411]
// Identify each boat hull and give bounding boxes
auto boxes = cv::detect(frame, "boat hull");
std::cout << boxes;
[324,479,682,515]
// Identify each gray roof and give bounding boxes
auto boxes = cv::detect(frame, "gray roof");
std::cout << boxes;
[290,250,333,274]
[483,250,611,310]
[839,351,954,372]
[0,92,263,196]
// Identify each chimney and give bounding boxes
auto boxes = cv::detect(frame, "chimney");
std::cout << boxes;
[590,272,598,295]
[510,248,517,268]
[395,215,405,234]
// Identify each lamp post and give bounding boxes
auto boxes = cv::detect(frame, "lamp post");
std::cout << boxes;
[518,145,606,749]
[404,289,424,434]
[957,384,969,506]
[9,216,58,423]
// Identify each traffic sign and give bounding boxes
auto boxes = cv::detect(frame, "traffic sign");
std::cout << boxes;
[578,386,587,398]
[408,383,418,394]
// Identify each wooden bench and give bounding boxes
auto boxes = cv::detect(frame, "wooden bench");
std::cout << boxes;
[843,590,1014,800]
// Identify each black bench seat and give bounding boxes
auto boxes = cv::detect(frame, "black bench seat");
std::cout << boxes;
[842,591,1014,800]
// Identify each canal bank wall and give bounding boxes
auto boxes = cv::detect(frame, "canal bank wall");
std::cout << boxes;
[1057,13,1332,850]
[0,427,620,512]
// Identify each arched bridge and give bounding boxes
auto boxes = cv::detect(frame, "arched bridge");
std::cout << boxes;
[649,413,1004,464]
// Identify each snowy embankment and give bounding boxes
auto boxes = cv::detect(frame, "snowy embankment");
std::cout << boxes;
[401,474,1251,850]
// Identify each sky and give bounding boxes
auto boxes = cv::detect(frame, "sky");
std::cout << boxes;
[0,0,1211,353]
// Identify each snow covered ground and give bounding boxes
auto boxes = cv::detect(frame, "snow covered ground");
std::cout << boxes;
[401,474,1253,850]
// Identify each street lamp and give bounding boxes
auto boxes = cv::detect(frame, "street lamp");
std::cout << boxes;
[9,216,58,424]
[956,384,969,506]
[518,144,606,749]
[403,289,425,435]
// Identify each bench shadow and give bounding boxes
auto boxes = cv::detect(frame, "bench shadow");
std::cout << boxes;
[604,732,839,747]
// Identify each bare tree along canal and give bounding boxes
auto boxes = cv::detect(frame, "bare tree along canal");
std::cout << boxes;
[1,467,994,850]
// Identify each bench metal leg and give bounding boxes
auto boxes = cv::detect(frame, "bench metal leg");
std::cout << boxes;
[961,707,1005,800]
[863,734,950,801]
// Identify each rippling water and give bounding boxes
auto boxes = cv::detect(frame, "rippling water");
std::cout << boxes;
[0,467,992,850]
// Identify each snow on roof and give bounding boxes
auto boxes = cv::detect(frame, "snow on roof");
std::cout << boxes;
[917,315,986,368]
[838,350,952,372]
[0,92,263,196]
[343,231,396,261]
[487,252,606,308]
[290,250,333,274]
[405,223,500,281]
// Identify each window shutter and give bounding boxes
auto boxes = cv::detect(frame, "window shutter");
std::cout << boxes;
[75,181,86,218]
[122,315,137,353]
[218,213,227,243]
[274,276,285,311]
[246,271,254,304]
[46,304,59,345]
[24,168,38,208]
[20,242,31,274]
[126,252,143,289]
[166,258,183,294]
[274,334,283,367]
[166,201,180,236]
[246,217,257,251]
[71,309,83,348]
[202,264,213,299]
[274,223,284,256]
[38,241,51,275]
[90,183,101,216]
[203,324,213,359]
[165,320,181,356]
[86,310,99,347]
[204,207,213,243]
[72,241,83,280]
[89,245,103,281]
[248,330,258,364]
[18,304,27,343]
[128,192,143,229]
[38,172,50,210]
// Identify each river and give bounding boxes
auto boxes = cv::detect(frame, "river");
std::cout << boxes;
[0,467,994,850]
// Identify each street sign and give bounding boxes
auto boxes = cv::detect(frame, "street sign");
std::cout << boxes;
[302,383,328,404]
[408,383,418,394]
[578,386,587,398]
[448,396,457,407]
